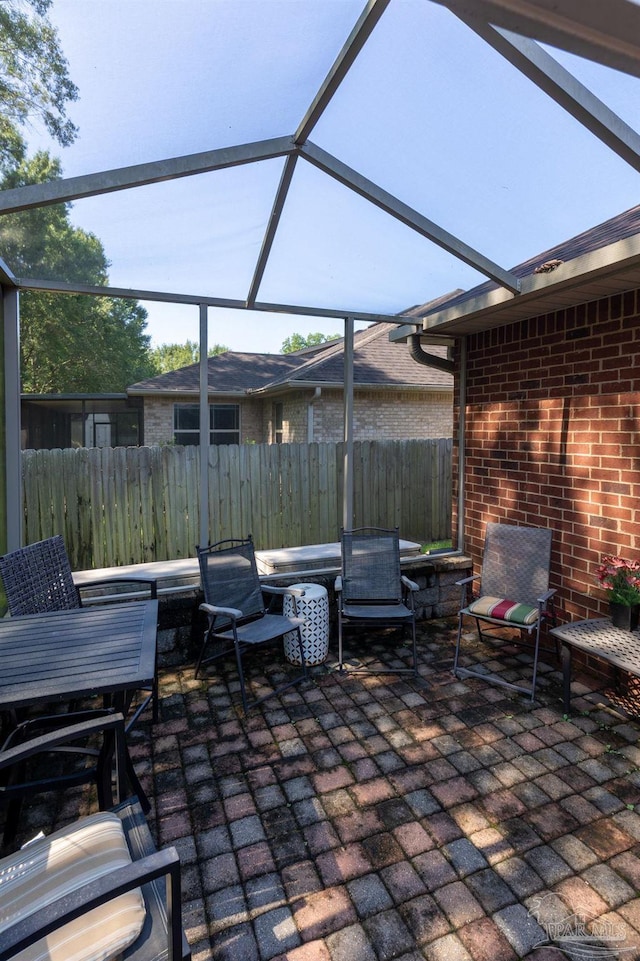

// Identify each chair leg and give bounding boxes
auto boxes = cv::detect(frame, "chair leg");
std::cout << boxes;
[529,622,542,703]
[233,633,250,714]
[296,628,308,679]
[453,614,465,674]
[410,616,418,676]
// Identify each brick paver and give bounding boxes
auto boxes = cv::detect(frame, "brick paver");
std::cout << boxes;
[6,616,640,961]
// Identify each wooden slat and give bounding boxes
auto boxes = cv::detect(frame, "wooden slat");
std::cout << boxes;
[20,440,452,566]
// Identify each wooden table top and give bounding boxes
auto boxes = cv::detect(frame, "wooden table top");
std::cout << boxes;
[0,600,158,710]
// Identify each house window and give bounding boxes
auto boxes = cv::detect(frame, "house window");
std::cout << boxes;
[174,403,240,445]
[274,403,284,444]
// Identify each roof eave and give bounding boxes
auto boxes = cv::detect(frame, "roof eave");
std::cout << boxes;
[127,387,248,397]
[248,379,452,396]
[415,232,640,336]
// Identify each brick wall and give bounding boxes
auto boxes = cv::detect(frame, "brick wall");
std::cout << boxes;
[310,389,452,443]
[454,290,640,623]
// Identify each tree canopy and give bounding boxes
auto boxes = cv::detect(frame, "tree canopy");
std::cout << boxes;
[0,146,157,392]
[149,340,229,374]
[0,3,161,393]
[0,0,78,164]
[281,331,341,354]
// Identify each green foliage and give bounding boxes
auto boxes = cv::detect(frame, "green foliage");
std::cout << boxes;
[281,331,341,354]
[149,340,228,374]
[0,0,78,156]
[0,145,157,392]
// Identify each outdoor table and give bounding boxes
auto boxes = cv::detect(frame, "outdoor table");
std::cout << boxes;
[0,599,158,806]
[550,617,640,713]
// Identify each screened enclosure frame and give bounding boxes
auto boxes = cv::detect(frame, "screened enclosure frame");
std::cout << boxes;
[3,0,640,553]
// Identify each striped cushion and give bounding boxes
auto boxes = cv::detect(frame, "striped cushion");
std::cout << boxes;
[0,812,146,961]
[468,595,539,625]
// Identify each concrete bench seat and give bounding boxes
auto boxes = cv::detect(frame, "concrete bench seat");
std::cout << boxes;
[73,540,424,600]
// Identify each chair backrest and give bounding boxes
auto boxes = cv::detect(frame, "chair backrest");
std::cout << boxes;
[341,527,403,604]
[0,535,80,616]
[197,536,266,620]
[481,523,552,607]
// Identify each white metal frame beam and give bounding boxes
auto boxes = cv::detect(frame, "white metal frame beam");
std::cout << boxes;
[299,141,521,293]
[295,0,392,144]
[458,19,640,173]
[436,0,640,78]
[0,137,296,213]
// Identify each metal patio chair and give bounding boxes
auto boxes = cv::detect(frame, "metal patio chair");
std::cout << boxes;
[453,522,557,701]
[0,535,158,730]
[0,785,189,961]
[0,710,149,851]
[196,536,308,712]
[336,527,419,675]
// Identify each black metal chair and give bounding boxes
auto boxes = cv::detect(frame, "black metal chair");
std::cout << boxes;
[0,535,158,730]
[196,536,308,712]
[0,793,189,961]
[336,527,419,675]
[0,709,139,852]
[453,522,557,701]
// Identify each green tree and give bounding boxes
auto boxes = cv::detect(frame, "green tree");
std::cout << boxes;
[281,331,341,354]
[0,147,157,392]
[0,0,78,164]
[149,340,228,374]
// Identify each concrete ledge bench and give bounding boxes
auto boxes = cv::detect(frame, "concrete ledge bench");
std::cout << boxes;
[73,539,424,599]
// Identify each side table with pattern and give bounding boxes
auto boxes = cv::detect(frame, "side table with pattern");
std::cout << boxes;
[550,618,640,713]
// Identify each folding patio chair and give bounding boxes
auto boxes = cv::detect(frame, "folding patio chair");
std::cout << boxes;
[196,536,308,712]
[0,535,158,730]
[453,522,557,701]
[336,527,419,675]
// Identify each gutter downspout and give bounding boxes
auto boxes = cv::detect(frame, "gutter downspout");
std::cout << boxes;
[307,387,321,443]
[409,334,454,374]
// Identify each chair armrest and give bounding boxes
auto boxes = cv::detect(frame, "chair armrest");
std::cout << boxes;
[455,574,479,587]
[0,712,126,772]
[199,602,243,621]
[334,575,342,593]
[262,585,306,598]
[401,575,419,592]
[0,846,183,961]
[537,589,556,604]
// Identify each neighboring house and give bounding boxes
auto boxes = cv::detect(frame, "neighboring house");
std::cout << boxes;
[396,202,640,626]
[127,322,453,446]
[20,394,144,450]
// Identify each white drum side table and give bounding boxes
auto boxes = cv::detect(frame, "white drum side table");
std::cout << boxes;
[283,582,329,665]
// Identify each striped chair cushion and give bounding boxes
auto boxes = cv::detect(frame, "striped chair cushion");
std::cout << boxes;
[0,811,146,961]
[468,595,539,625]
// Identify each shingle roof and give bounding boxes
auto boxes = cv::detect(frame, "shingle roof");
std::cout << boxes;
[128,350,319,394]
[413,203,640,319]
[128,323,452,395]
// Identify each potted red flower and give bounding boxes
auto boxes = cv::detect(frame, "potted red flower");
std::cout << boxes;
[595,555,640,631]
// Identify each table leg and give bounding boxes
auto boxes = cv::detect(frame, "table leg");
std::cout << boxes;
[561,643,572,714]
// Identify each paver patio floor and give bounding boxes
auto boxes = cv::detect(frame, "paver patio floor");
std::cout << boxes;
[9,617,640,960]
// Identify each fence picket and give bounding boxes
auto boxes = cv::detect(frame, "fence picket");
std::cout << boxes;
[20,440,452,567]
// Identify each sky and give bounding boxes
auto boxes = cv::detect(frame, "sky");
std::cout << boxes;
[20,0,640,353]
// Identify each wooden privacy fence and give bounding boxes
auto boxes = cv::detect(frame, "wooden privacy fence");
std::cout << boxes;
[21,439,452,570]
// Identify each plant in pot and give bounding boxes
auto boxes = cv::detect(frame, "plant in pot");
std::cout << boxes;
[595,555,640,631]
